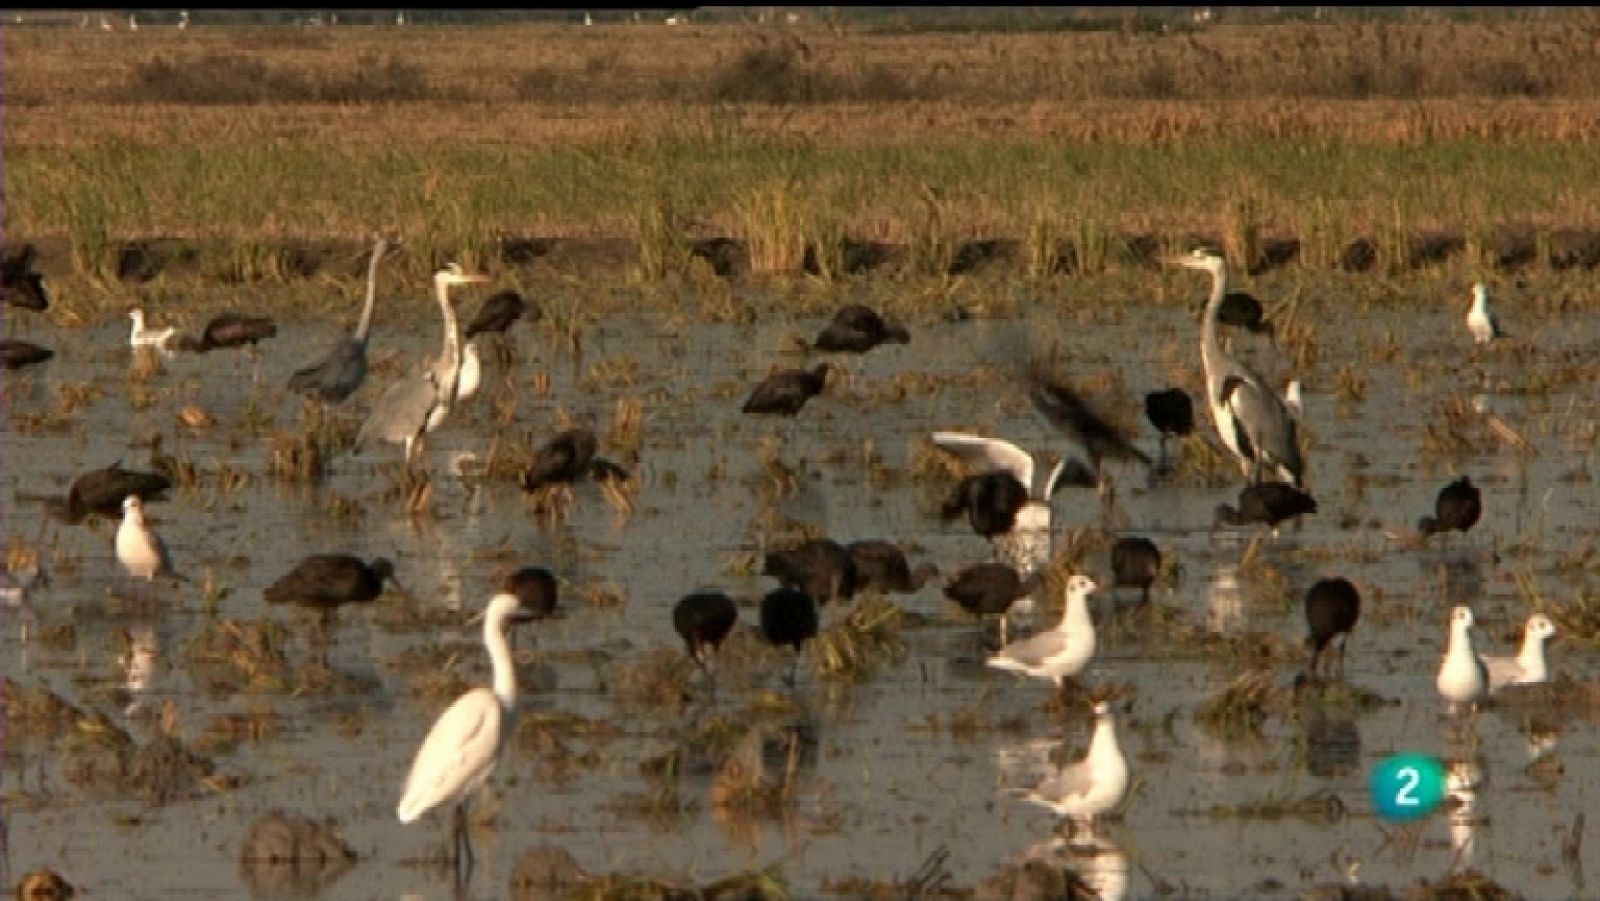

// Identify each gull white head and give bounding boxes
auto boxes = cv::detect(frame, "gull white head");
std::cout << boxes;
[1067,574,1099,599]
[1471,282,1489,308]
[1526,614,1556,642]
[122,494,144,517]
[1450,605,1475,632]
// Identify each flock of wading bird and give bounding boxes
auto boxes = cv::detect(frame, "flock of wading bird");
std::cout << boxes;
[1,235,1550,881]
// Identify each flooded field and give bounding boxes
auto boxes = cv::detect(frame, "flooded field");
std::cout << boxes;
[5,266,1600,899]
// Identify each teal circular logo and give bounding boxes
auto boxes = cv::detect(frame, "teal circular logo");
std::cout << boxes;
[1370,754,1447,822]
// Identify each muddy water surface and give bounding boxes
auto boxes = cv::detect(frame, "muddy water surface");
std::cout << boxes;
[5,281,1600,899]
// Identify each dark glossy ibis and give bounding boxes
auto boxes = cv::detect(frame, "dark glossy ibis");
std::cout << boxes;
[763,539,858,607]
[760,587,819,686]
[464,290,532,339]
[846,541,939,595]
[942,562,1042,646]
[1303,577,1360,679]
[812,304,909,354]
[501,566,560,620]
[1,340,54,371]
[177,313,278,352]
[265,554,407,620]
[1419,476,1481,543]
[519,428,627,492]
[1144,387,1195,468]
[673,590,739,672]
[1218,291,1276,341]
[2,244,50,311]
[1027,365,1153,478]
[45,463,171,525]
[741,364,830,417]
[1110,536,1161,605]
[1214,482,1318,532]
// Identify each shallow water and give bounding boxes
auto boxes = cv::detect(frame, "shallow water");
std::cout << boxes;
[5,281,1600,899]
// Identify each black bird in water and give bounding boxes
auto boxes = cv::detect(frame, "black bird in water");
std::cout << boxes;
[264,554,409,621]
[45,463,171,525]
[1027,366,1154,479]
[1144,387,1195,468]
[501,566,561,620]
[763,539,858,608]
[942,562,1042,646]
[464,290,532,339]
[1110,536,1162,605]
[673,590,739,673]
[2,244,50,311]
[939,471,1031,540]
[846,541,939,595]
[1303,577,1361,679]
[1,340,54,371]
[812,304,910,354]
[1215,481,1318,532]
[519,428,630,492]
[741,364,831,417]
[177,313,278,352]
[760,587,820,686]
[1218,291,1277,342]
[1418,476,1482,544]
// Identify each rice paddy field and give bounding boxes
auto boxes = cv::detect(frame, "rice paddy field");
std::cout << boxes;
[6,9,1600,900]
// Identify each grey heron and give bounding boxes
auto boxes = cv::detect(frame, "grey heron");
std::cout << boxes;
[353,263,487,466]
[287,236,392,404]
[1178,248,1304,487]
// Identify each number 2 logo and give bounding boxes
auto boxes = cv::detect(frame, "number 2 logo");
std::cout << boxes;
[1394,766,1420,807]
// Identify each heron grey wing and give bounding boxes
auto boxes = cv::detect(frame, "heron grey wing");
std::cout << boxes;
[1223,369,1300,471]
[361,372,438,447]
[930,431,1036,492]
[996,629,1066,668]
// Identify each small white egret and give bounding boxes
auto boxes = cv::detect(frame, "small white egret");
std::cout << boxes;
[1466,282,1503,345]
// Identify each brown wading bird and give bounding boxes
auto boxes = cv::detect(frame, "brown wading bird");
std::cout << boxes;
[1214,481,1318,534]
[1303,577,1361,679]
[811,304,910,355]
[463,289,533,339]
[176,313,279,352]
[673,590,739,674]
[1418,475,1482,545]
[846,540,939,595]
[43,462,171,525]
[741,363,832,417]
[519,428,630,493]
[763,539,859,608]
[2,243,51,311]
[943,561,1042,647]
[1110,535,1161,606]
[264,554,410,623]
[759,586,819,687]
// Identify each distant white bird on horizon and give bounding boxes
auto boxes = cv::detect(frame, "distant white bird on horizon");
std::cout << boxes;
[1466,281,1503,345]
[1481,614,1556,693]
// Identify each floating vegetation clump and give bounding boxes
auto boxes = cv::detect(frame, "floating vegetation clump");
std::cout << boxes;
[611,646,695,713]
[3,678,86,740]
[1406,868,1520,900]
[184,617,294,695]
[1196,669,1289,742]
[238,811,356,899]
[1208,789,1345,824]
[62,710,226,806]
[810,596,907,682]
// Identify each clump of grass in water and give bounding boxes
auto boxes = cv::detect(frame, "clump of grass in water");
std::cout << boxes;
[633,191,693,283]
[1196,669,1288,742]
[184,618,294,696]
[735,173,809,277]
[810,596,907,682]
[1207,789,1345,824]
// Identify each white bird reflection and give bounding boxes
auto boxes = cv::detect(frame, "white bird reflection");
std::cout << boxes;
[1018,831,1129,901]
[1445,758,1484,864]
[1206,562,1244,632]
[120,625,161,719]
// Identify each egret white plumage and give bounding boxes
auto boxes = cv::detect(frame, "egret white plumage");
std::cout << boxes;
[931,431,1080,577]
[1178,248,1304,488]
[287,236,392,404]
[1466,282,1502,345]
[396,592,541,879]
[353,263,487,465]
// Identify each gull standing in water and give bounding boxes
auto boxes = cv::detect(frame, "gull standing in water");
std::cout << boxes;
[1480,614,1556,692]
[1436,606,1488,715]
[397,592,543,882]
[987,574,1098,690]
[1466,282,1503,345]
[1178,248,1304,487]
[115,495,189,595]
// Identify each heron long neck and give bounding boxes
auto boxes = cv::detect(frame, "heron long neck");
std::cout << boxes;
[353,241,386,342]
[434,278,462,403]
[484,610,517,712]
[1200,265,1230,392]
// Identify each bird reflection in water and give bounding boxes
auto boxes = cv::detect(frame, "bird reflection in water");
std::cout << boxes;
[1445,758,1485,864]
[1016,831,1129,901]
[119,625,160,719]
[1207,563,1244,633]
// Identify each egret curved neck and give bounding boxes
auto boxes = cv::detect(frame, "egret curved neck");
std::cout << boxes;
[354,242,386,341]
[484,612,518,711]
[434,277,463,395]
